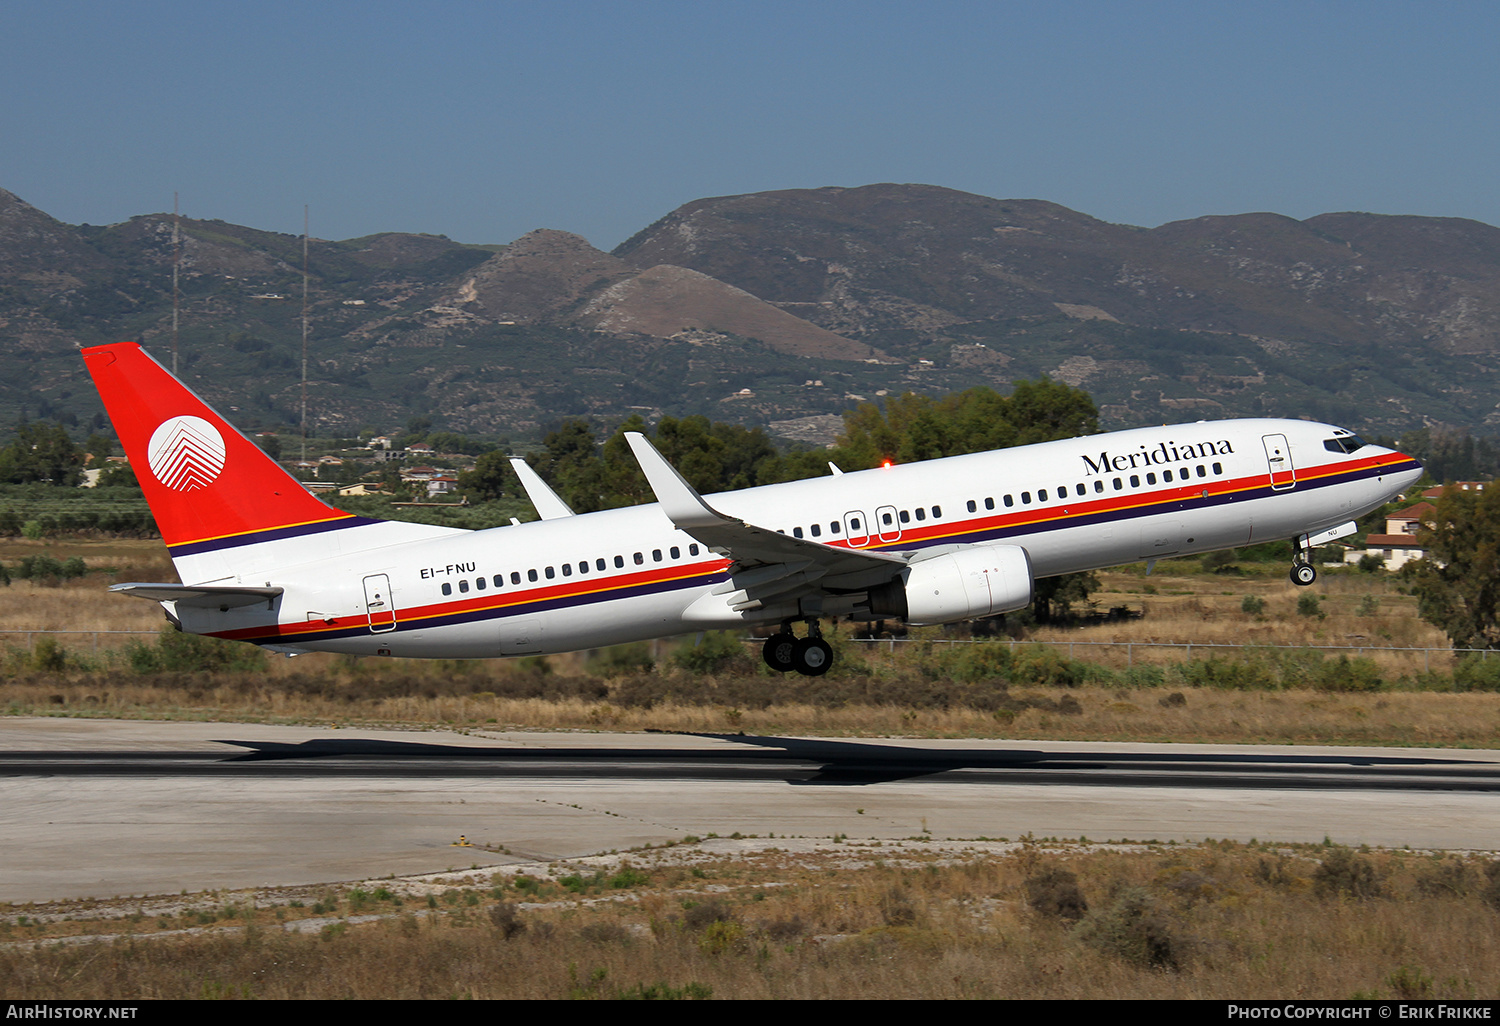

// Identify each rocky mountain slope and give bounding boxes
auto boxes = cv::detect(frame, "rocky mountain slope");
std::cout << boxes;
[3,183,1499,444]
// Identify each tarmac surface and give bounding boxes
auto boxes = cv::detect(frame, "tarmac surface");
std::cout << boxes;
[3,717,1498,902]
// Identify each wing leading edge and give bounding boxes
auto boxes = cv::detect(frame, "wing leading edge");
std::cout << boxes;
[625,432,904,619]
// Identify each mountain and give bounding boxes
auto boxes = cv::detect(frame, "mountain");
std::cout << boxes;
[3,183,1500,445]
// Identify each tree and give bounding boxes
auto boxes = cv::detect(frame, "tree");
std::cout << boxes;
[0,423,84,485]
[458,451,515,503]
[1412,483,1500,648]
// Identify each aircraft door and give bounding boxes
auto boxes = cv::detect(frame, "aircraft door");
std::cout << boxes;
[362,574,396,633]
[1262,434,1295,491]
[843,510,870,547]
[875,504,902,543]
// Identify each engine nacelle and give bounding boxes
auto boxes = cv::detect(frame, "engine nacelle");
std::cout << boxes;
[868,543,1034,625]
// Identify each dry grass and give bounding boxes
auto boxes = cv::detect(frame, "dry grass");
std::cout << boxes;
[1023,566,1452,674]
[2,841,1497,999]
[4,548,1498,746]
[6,676,1499,747]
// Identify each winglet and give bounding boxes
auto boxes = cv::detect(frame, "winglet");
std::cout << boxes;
[508,458,575,519]
[625,432,739,530]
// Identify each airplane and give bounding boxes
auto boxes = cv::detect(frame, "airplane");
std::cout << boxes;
[84,341,1423,676]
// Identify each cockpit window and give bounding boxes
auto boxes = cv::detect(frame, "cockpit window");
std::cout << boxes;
[1323,436,1367,454]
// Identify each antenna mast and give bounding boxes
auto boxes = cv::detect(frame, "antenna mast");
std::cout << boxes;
[171,193,180,375]
[301,205,309,463]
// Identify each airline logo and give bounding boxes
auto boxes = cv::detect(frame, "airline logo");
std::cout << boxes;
[147,415,227,491]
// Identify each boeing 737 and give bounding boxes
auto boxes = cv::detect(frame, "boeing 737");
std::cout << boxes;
[85,341,1423,676]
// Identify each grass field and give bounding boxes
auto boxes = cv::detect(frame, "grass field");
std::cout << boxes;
[2,839,1497,999]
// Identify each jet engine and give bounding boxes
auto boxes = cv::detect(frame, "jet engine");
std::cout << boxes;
[868,543,1034,625]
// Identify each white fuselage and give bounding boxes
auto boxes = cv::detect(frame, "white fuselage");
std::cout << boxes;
[177,418,1420,658]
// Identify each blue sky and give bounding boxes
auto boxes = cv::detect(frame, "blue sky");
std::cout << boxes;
[3,0,1497,249]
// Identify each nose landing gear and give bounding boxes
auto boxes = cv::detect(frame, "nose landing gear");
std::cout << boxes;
[763,620,833,676]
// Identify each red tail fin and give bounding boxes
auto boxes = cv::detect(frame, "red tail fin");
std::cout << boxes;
[82,342,359,556]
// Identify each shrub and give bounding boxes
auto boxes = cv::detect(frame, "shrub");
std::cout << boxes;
[31,637,67,672]
[1241,595,1265,615]
[1296,594,1325,619]
[1074,887,1184,969]
[488,903,526,939]
[1024,866,1088,922]
[1314,655,1384,693]
[585,642,653,676]
[1452,654,1500,692]
[673,631,748,674]
[1313,847,1382,900]
[126,627,266,673]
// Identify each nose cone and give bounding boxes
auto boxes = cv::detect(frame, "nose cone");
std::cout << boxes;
[1389,449,1424,494]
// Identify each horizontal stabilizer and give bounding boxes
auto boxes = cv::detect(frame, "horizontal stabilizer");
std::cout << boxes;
[111,582,283,609]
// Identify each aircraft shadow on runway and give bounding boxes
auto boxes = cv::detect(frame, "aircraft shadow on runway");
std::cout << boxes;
[193,734,1500,790]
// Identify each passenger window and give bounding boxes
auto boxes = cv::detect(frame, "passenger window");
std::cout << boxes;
[1129,476,1140,488]
[615,555,624,568]
[633,553,644,565]
[494,575,505,588]
[475,577,486,591]
[1146,473,1156,485]
[850,517,861,530]
[1004,495,1014,507]
[528,569,538,582]
[830,522,841,534]
[652,549,662,562]
[596,558,606,571]
[985,497,995,510]
[1212,462,1223,475]
[915,508,926,521]
[880,513,891,526]
[967,499,977,513]
[441,582,452,596]
[794,527,805,538]
[932,505,941,518]
[561,564,572,577]
[670,546,680,559]
[809,525,820,538]
[511,572,521,585]
[459,579,470,593]
[1197,466,1206,478]
[1038,489,1048,502]
[689,544,700,555]
[545,566,555,579]
[899,510,910,523]
[1021,492,1031,505]
[1094,480,1104,493]
[1163,470,1173,482]
[1113,478,1122,490]
[579,561,588,574]
[1058,485,1068,498]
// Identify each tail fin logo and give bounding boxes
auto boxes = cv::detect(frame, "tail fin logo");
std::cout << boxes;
[147,416,227,492]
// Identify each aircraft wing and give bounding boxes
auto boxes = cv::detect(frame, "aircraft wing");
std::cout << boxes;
[625,433,905,613]
[509,458,576,519]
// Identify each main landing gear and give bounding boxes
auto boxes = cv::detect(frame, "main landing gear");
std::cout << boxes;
[1290,548,1318,587]
[763,620,833,677]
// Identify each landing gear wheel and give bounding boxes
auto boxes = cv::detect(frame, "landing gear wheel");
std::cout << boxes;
[792,637,833,677]
[763,633,797,673]
[1291,562,1317,587]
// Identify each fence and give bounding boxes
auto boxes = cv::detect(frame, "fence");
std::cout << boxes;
[844,637,1495,673]
[3,629,1494,675]
[1,630,159,656]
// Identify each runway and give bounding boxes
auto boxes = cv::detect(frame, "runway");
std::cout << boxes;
[2,717,1497,902]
